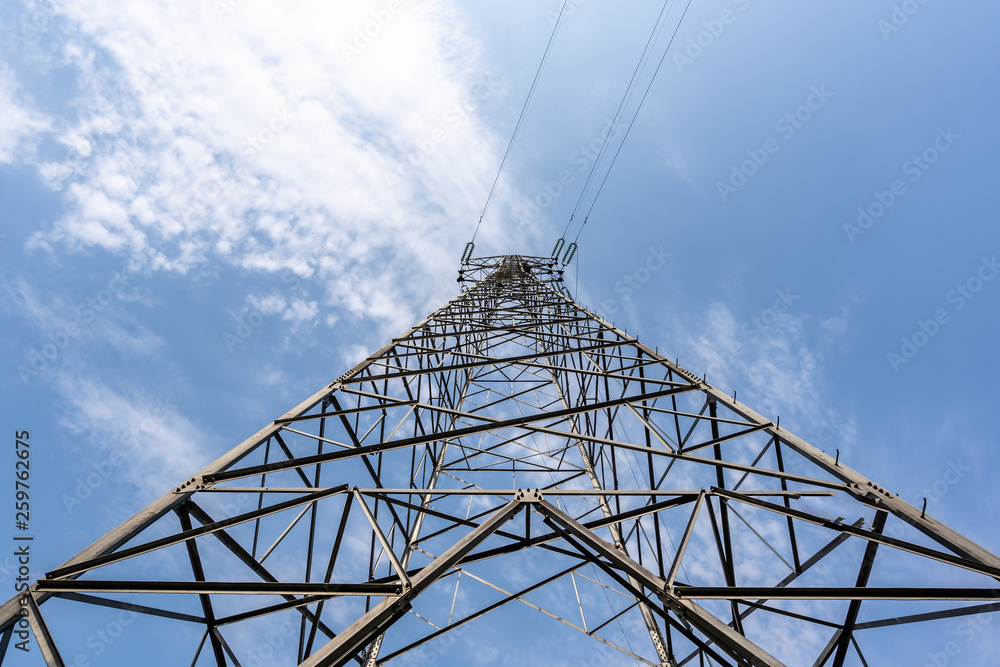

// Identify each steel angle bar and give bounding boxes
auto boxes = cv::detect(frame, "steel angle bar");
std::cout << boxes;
[257,503,313,564]
[299,498,525,667]
[25,593,65,667]
[273,432,317,488]
[667,491,705,588]
[353,489,411,589]
[535,498,787,667]
[677,519,864,667]
[36,580,401,596]
[47,484,350,581]
[352,488,830,497]
[49,591,205,623]
[343,342,622,385]
[713,488,1000,580]
[185,501,340,642]
[0,624,11,661]
[676,423,773,456]
[626,402,759,429]
[696,384,1000,572]
[625,402,678,452]
[0,379,353,629]
[513,420,846,491]
[277,426,355,450]
[832,511,887,666]
[274,400,418,425]
[376,564,586,664]
[672,587,1000,601]
[207,386,696,483]
[854,600,1000,630]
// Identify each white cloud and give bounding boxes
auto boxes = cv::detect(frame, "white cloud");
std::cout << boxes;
[0,64,50,163]
[283,297,318,323]
[56,373,208,496]
[246,290,318,325]
[21,0,534,334]
[659,297,857,448]
[0,270,199,501]
[248,290,288,316]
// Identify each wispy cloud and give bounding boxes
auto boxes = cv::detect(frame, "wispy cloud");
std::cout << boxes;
[659,295,857,447]
[17,1,532,336]
[0,63,50,163]
[56,372,207,500]
[1,270,208,512]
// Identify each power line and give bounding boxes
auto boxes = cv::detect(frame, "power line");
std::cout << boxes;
[562,0,674,240]
[572,0,694,245]
[471,0,571,244]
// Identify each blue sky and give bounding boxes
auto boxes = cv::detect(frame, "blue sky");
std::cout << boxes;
[0,0,998,664]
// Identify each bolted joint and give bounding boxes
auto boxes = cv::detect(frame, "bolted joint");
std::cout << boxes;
[513,488,544,503]
[176,476,202,492]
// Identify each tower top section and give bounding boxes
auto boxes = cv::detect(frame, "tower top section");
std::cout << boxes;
[457,254,564,286]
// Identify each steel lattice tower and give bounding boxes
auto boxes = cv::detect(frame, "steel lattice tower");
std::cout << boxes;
[3,255,999,666]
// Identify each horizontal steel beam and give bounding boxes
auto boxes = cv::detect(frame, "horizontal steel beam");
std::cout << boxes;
[673,587,1000,601]
[36,580,401,596]
[208,386,697,483]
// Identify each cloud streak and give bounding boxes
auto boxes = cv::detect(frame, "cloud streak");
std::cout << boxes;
[19,1,532,335]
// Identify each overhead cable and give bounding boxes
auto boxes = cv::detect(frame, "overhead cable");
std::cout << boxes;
[570,0,695,246]
[471,0,571,244]
[562,0,674,240]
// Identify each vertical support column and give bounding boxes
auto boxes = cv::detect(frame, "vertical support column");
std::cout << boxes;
[831,510,887,666]
[708,397,744,636]
[541,321,674,665]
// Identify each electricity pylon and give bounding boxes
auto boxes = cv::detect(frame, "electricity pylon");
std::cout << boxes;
[3,254,999,666]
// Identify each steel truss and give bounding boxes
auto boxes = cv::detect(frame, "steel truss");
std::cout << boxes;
[3,255,998,666]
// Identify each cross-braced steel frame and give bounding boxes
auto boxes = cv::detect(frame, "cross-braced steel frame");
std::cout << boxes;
[2,255,998,666]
